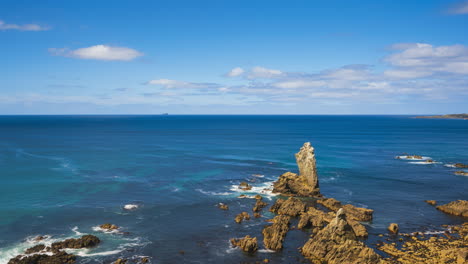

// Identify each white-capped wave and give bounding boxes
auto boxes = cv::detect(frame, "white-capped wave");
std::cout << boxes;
[229,181,277,200]
[396,155,432,160]
[195,189,231,196]
[258,249,276,253]
[92,226,121,234]
[444,164,456,168]
[408,161,440,165]
[123,204,140,210]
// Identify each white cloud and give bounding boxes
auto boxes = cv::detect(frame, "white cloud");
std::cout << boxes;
[226,67,244,77]
[49,45,143,61]
[0,20,50,31]
[247,66,283,79]
[447,1,468,14]
[384,69,432,79]
[147,79,221,90]
[274,80,326,89]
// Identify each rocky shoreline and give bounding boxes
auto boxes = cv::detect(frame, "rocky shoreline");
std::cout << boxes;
[226,142,468,264]
[414,114,468,120]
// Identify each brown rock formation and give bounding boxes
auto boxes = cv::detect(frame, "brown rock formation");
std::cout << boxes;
[235,212,251,223]
[388,223,399,234]
[455,171,468,176]
[272,143,321,197]
[218,203,229,210]
[301,209,385,264]
[239,182,252,191]
[425,200,437,206]
[100,223,119,230]
[269,197,307,217]
[454,163,468,168]
[253,196,267,212]
[51,235,100,250]
[318,197,373,221]
[115,259,127,264]
[262,215,291,251]
[230,235,259,253]
[24,244,47,254]
[378,222,468,264]
[8,251,77,264]
[437,200,468,217]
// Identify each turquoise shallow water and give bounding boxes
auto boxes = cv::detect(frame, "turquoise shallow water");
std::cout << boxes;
[0,115,467,263]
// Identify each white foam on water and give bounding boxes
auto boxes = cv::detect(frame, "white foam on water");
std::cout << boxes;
[251,174,265,178]
[229,181,278,200]
[65,248,123,257]
[444,164,456,168]
[396,155,432,160]
[0,235,62,264]
[195,189,231,196]
[123,204,139,210]
[258,249,276,253]
[408,161,440,165]
[72,226,83,236]
[92,226,121,234]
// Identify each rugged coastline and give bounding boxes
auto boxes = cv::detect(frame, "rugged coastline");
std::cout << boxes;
[415,114,468,120]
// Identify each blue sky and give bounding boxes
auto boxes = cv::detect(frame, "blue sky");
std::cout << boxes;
[1,0,468,114]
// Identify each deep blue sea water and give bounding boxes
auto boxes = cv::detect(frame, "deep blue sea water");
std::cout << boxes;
[0,115,467,263]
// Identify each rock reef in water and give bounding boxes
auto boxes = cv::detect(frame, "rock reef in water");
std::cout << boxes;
[262,215,291,251]
[455,171,468,176]
[269,197,307,217]
[235,212,251,223]
[272,142,320,197]
[51,235,100,250]
[318,197,373,222]
[253,196,267,212]
[8,251,77,264]
[454,163,468,168]
[425,200,437,206]
[230,235,259,253]
[436,200,468,217]
[301,209,385,264]
[388,223,399,234]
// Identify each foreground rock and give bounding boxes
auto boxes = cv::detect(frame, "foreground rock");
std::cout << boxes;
[272,142,321,197]
[51,235,100,250]
[235,212,251,223]
[230,235,259,253]
[318,197,373,221]
[388,223,399,234]
[378,222,468,264]
[436,200,468,217]
[262,215,291,251]
[270,197,307,217]
[301,209,385,264]
[8,251,76,264]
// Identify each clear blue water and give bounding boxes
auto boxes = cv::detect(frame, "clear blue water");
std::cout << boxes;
[0,115,467,263]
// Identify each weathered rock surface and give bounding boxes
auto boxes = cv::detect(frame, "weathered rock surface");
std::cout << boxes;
[235,212,251,223]
[437,200,468,217]
[51,235,100,250]
[253,196,267,212]
[301,209,384,264]
[272,142,321,197]
[100,223,119,230]
[230,235,259,253]
[262,215,291,251]
[24,244,47,254]
[318,198,373,221]
[388,223,399,234]
[270,197,307,217]
[378,222,468,264]
[8,251,76,264]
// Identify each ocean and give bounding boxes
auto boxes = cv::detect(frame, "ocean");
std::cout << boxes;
[0,115,467,263]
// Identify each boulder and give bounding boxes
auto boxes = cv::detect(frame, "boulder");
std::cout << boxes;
[235,212,251,223]
[436,200,468,217]
[425,200,437,206]
[51,235,100,250]
[270,197,307,217]
[239,182,252,191]
[454,171,468,176]
[230,235,258,253]
[253,197,267,212]
[218,203,229,210]
[301,209,384,264]
[454,163,468,168]
[262,215,291,251]
[8,251,76,264]
[100,223,119,230]
[388,223,399,234]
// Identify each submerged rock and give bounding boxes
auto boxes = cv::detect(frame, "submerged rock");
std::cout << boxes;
[301,209,384,264]
[269,197,307,217]
[272,142,321,197]
[262,215,291,251]
[230,235,259,253]
[388,223,399,234]
[8,251,76,264]
[235,212,251,223]
[397,155,423,160]
[51,235,100,250]
[436,200,468,217]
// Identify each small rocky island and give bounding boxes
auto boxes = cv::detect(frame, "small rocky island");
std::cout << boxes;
[228,142,468,264]
[415,113,468,120]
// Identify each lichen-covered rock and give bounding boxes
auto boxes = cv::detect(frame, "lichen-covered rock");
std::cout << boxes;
[272,143,321,197]
[8,251,76,264]
[437,200,468,217]
[230,235,258,253]
[253,197,267,212]
[301,209,384,264]
[235,212,251,223]
[378,222,468,264]
[262,215,291,251]
[51,235,100,250]
[318,198,373,221]
[388,223,399,234]
[270,197,307,217]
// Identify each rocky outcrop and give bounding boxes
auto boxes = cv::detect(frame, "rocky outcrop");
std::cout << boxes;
[235,212,251,223]
[51,235,100,250]
[455,171,468,176]
[262,215,291,251]
[100,223,119,230]
[301,209,384,264]
[318,198,373,222]
[218,203,229,210]
[8,251,76,264]
[272,143,321,197]
[436,200,468,217]
[378,222,468,264]
[24,244,46,254]
[454,163,468,168]
[230,235,259,253]
[396,155,423,160]
[239,182,252,191]
[425,200,437,206]
[253,196,267,212]
[388,223,399,234]
[115,259,127,264]
[269,197,307,217]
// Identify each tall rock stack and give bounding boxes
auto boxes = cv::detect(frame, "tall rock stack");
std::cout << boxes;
[272,142,321,197]
[295,142,319,191]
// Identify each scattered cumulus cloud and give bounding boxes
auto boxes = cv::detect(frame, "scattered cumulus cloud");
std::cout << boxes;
[49,45,143,61]
[0,20,50,31]
[226,67,244,77]
[247,66,283,79]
